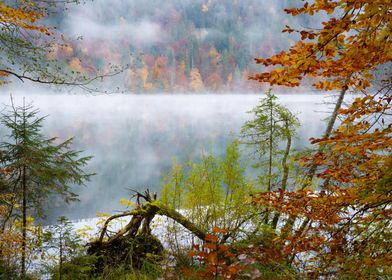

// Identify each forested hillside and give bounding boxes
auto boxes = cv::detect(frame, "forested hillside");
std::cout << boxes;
[49,0,315,93]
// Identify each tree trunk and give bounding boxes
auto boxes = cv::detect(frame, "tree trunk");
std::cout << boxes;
[283,85,349,255]
[264,101,274,224]
[304,86,347,185]
[157,203,206,240]
[94,201,206,248]
[268,100,273,192]
[91,199,206,249]
[272,124,292,229]
[21,99,27,277]
[21,167,26,277]
[59,232,63,280]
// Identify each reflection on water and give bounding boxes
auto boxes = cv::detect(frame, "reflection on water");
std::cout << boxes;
[0,93,338,220]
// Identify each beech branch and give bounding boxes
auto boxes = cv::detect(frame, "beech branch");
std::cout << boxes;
[0,68,124,87]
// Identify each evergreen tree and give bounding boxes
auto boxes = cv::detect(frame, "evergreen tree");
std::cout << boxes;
[241,90,299,192]
[0,99,93,277]
[44,216,84,280]
[241,90,299,224]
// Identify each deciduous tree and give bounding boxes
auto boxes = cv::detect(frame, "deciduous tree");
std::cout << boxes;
[0,1,122,89]
[189,68,205,91]
[248,1,391,278]
[252,0,391,92]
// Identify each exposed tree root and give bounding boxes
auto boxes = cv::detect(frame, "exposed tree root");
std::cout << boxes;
[87,190,206,271]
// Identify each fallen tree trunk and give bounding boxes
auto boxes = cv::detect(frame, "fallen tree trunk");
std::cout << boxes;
[155,203,206,240]
[87,190,206,271]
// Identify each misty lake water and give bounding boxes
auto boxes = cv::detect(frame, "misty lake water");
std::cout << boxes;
[0,93,338,221]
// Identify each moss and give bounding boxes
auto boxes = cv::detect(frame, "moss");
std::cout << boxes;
[51,254,97,280]
[128,234,165,268]
[88,234,164,275]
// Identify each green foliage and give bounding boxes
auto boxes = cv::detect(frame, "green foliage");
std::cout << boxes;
[44,253,163,280]
[241,89,299,191]
[0,99,93,277]
[92,263,162,280]
[50,254,97,280]
[161,159,184,210]
[161,140,259,240]
[126,234,165,268]
[0,260,20,280]
[0,100,93,218]
[43,216,85,279]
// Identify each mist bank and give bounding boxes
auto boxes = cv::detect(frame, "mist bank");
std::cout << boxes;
[39,0,324,93]
[0,92,338,221]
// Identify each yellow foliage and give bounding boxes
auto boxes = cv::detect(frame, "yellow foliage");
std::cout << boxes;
[0,2,49,34]
[189,68,205,91]
[77,225,94,240]
[118,198,135,208]
[137,66,153,91]
[69,57,84,73]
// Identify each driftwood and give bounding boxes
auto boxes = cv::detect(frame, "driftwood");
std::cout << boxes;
[87,190,206,270]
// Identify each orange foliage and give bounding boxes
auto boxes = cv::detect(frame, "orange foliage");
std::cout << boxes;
[252,1,391,91]
[138,66,153,91]
[0,2,51,83]
[69,58,84,73]
[0,2,49,35]
[254,94,391,277]
[248,1,391,278]
[175,61,188,91]
[183,227,244,279]
[153,56,168,80]
[206,72,223,91]
[153,56,171,90]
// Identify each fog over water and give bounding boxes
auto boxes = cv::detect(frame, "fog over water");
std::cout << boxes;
[0,92,340,221]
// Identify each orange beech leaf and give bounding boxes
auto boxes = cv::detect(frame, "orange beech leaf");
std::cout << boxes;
[252,1,391,92]
[204,234,219,243]
[212,227,228,234]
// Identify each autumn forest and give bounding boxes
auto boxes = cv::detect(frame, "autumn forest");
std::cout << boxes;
[0,0,391,279]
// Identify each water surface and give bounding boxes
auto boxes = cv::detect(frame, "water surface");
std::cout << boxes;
[0,93,337,220]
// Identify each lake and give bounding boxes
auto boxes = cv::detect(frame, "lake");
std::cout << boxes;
[0,92,338,221]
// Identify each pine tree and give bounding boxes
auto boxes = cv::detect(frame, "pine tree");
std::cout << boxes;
[0,99,93,277]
